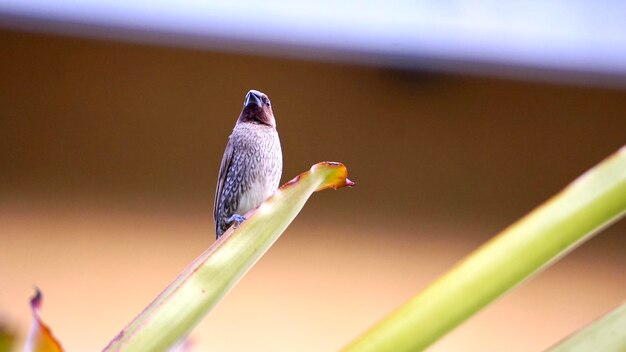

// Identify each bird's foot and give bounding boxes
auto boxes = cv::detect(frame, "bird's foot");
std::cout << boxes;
[227,214,247,227]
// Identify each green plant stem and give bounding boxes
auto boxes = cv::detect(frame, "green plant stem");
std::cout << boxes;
[343,146,626,352]
[103,162,352,351]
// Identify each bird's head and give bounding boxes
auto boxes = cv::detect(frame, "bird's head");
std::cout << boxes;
[237,89,276,127]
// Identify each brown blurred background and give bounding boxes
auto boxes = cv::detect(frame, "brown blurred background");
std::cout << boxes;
[1,29,625,351]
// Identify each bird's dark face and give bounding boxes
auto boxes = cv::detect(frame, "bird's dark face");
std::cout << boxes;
[237,89,276,127]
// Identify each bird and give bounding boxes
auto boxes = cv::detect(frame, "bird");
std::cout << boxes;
[213,89,283,239]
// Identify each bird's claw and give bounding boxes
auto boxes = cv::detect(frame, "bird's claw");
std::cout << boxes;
[227,214,247,227]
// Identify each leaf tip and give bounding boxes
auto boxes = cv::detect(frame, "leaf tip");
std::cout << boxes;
[310,161,355,191]
[30,287,43,313]
[26,288,64,352]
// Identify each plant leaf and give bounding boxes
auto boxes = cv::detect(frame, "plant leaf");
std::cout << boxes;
[25,289,64,352]
[104,162,353,351]
[547,302,626,352]
[343,146,626,352]
[0,323,16,352]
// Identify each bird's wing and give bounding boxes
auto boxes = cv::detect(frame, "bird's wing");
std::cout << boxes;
[214,138,234,224]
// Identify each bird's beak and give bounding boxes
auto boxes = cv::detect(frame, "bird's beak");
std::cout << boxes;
[244,90,263,108]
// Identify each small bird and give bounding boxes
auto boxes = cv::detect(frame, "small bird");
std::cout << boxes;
[213,89,283,239]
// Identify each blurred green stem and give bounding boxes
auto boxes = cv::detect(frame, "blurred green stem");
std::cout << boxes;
[547,302,626,352]
[343,146,626,352]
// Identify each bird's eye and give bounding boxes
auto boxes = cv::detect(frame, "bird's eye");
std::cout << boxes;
[265,99,271,107]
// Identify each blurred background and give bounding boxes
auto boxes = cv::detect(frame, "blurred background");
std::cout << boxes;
[1,1,625,351]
